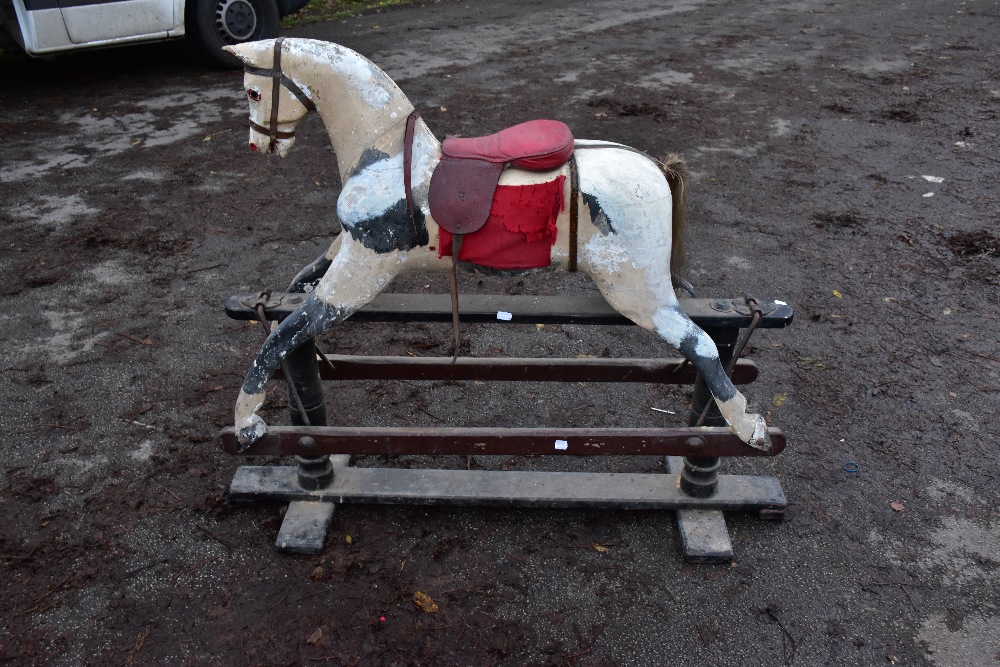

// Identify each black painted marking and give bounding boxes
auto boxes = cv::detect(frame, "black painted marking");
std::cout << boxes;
[288,251,335,293]
[342,199,429,254]
[349,148,390,180]
[678,333,737,403]
[242,295,346,396]
[582,193,614,235]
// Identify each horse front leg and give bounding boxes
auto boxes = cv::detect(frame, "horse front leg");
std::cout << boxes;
[235,237,405,449]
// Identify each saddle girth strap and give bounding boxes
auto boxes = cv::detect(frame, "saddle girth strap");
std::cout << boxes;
[402,110,462,357]
[403,109,421,236]
[568,153,579,272]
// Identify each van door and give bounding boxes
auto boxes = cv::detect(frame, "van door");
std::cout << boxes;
[58,0,174,44]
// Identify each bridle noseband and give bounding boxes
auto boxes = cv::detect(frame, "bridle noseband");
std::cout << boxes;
[244,37,316,152]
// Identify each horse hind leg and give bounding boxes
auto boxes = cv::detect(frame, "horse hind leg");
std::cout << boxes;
[584,245,770,449]
[651,304,771,449]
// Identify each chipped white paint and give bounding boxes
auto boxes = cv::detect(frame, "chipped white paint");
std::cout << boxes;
[338,153,406,224]
[234,391,267,439]
[312,235,404,305]
[583,234,632,275]
[716,393,768,447]
[227,38,769,449]
[651,307,712,358]
[292,39,392,109]
[922,175,945,183]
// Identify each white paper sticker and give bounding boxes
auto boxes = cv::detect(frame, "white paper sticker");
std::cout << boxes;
[497,311,513,321]
[555,440,568,450]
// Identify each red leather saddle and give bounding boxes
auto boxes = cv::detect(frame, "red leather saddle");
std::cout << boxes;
[428,119,574,235]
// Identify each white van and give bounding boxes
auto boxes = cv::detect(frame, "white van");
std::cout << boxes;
[0,0,308,67]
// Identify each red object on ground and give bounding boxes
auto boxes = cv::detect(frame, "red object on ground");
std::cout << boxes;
[438,176,565,270]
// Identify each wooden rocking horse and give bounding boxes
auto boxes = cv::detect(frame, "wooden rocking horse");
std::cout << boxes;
[225,37,771,453]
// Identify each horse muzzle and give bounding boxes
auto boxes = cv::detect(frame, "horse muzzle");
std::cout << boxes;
[248,126,296,157]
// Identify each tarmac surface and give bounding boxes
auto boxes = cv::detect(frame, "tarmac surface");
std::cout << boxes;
[2,0,999,665]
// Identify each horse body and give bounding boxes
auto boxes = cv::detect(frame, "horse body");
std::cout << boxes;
[227,38,769,450]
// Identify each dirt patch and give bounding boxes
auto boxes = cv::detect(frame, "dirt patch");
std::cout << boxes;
[945,230,1000,257]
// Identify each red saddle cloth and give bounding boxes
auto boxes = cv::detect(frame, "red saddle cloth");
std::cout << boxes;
[429,120,574,236]
[438,176,566,270]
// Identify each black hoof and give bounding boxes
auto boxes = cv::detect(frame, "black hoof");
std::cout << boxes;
[236,416,268,452]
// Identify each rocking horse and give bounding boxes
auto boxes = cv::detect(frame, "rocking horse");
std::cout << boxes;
[224,37,771,452]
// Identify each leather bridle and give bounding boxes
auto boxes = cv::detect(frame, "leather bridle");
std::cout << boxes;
[244,37,316,152]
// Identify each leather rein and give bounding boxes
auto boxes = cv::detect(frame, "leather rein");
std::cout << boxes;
[244,37,316,153]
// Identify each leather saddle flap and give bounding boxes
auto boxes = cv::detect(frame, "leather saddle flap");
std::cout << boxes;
[442,120,574,171]
[428,156,505,235]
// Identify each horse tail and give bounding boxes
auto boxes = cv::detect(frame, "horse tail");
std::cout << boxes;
[660,153,688,278]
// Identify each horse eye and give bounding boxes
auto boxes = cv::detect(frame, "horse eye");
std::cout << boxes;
[247,89,262,102]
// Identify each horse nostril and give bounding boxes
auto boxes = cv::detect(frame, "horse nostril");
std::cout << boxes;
[250,143,258,152]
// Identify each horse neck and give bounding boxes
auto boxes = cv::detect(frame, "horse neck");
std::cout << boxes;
[285,44,429,180]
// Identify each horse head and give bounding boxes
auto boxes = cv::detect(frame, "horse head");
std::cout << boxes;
[225,38,316,157]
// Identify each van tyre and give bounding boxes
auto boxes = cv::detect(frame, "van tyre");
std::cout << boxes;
[187,0,280,68]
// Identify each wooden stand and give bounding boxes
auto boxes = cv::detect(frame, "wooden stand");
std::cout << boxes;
[218,293,793,561]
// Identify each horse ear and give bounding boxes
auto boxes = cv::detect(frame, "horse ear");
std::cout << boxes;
[224,40,272,66]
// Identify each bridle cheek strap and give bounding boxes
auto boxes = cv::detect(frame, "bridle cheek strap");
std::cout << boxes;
[268,37,285,153]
